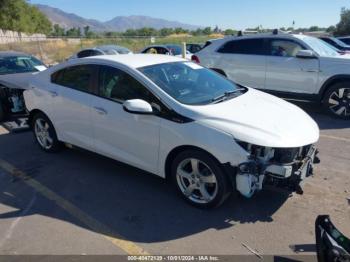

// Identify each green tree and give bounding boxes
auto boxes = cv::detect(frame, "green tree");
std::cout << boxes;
[327,25,336,33]
[202,27,212,35]
[213,25,220,33]
[51,24,65,36]
[0,0,52,34]
[309,26,320,32]
[66,27,81,37]
[335,8,350,36]
[159,28,173,36]
[84,26,94,38]
[224,29,235,35]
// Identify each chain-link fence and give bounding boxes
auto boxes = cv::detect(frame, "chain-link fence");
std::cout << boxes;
[0,35,212,65]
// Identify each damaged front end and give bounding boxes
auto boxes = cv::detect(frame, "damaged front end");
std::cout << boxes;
[234,141,320,198]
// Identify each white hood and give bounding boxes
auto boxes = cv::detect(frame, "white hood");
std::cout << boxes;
[0,72,39,90]
[186,88,320,148]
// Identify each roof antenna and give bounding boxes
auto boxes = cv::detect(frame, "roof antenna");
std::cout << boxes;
[237,30,243,37]
[272,29,278,35]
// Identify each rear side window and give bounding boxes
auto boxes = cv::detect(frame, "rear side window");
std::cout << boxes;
[51,65,96,92]
[218,38,266,55]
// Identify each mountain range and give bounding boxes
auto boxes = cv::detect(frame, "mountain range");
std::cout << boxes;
[36,4,200,32]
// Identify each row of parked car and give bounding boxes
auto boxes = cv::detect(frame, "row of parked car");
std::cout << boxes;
[0,30,347,208]
[0,34,347,259]
[63,33,350,120]
[0,30,322,209]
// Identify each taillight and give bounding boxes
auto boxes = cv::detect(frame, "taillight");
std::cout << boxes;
[191,55,200,64]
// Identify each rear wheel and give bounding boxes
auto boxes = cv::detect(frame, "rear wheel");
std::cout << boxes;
[32,112,62,152]
[323,82,350,119]
[171,150,231,208]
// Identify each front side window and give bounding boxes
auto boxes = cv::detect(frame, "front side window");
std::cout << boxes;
[52,65,95,92]
[269,40,305,57]
[218,38,266,55]
[139,62,243,105]
[99,66,153,103]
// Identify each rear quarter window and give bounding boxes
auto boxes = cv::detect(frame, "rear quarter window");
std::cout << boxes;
[217,38,266,55]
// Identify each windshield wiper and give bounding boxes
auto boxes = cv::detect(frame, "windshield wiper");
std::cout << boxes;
[211,89,245,104]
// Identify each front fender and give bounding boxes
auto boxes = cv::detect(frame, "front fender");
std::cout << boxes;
[158,120,249,178]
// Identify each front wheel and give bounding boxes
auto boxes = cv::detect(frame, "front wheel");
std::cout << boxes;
[171,150,231,209]
[323,82,350,119]
[32,112,62,152]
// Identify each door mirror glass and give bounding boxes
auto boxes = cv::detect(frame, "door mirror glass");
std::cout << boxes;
[123,99,153,114]
[296,50,317,59]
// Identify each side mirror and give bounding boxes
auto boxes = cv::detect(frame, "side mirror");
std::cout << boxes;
[296,50,317,59]
[123,99,153,115]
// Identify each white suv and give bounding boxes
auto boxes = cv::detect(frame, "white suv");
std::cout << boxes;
[193,32,350,119]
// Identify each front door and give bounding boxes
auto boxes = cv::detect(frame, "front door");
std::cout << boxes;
[90,65,161,174]
[265,39,319,94]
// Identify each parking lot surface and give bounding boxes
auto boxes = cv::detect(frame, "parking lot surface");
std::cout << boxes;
[0,102,349,257]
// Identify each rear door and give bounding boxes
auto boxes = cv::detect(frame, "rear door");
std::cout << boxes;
[50,64,97,150]
[265,38,319,94]
[215,38,268,89]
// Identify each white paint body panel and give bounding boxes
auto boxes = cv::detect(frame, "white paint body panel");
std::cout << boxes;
[196,34,350,96]
[24,54,319,178]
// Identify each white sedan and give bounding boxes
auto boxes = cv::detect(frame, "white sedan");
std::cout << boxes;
[24,54,319,208]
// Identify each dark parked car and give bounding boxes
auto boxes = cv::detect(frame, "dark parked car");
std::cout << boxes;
[319,36,350,52]
[0,51,46,121]
[338,36,350,45]
[140,44,192,59]
[68,45,133,60]
[186,43,203,54]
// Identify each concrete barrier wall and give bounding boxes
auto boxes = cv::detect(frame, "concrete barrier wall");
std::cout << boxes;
[0,29,46,44]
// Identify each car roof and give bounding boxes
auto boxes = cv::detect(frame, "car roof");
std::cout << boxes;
[96,45,131,51]
[86,54,186,68]
[0,51,31,58]
[217,33,312,42]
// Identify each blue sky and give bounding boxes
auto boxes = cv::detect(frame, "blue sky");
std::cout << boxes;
[30,0,350,29]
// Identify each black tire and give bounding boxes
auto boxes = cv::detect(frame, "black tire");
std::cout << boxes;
[31,112,62,152]
[0,101,4,122]
[171,149,231,209]
[323,82,350,120]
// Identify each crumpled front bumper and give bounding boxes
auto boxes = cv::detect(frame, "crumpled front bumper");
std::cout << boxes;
[264,145,318,193]
[235,145,320,197]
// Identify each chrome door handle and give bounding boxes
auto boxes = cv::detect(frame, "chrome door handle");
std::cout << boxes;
[49,90,58,97]
[93,107,108,115]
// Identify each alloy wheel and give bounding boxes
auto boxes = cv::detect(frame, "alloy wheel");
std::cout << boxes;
[176,158,218,204]
[34,118,53,150]
[328,88,350,117]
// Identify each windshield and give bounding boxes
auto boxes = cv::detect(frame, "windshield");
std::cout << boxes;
[331,37,350,47]
[0,56,44,75]
[302,36,340,57]
[139,62,242,105]
[166,45,182,55]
